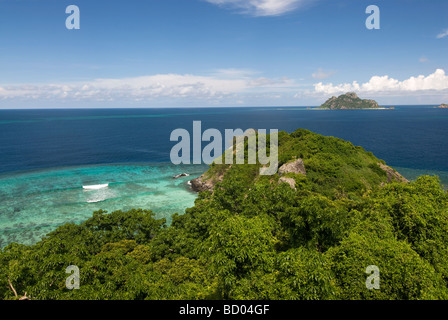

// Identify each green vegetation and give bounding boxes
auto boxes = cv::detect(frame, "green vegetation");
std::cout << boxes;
[1,129,448,300]
[319,92,380,110]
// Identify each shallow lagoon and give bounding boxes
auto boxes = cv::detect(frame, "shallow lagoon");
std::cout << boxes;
[0,163,207,247]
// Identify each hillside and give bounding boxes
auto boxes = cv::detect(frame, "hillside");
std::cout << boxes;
[438,104,448,109]
[191,129,407,197]
[319,92,380,109]
[1,129,448,300]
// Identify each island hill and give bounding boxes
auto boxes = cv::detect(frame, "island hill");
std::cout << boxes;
[190,128,408,194]
[437,104,448,109]
[317,92,389,110]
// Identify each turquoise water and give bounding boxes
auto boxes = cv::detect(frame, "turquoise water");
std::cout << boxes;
[0,163,208,248]
[394,167,448,189]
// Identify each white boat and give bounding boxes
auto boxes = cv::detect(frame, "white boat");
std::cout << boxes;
[83,184,109,190]
[86,199,103,203]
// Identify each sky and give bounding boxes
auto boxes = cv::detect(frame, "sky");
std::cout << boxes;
[0,0,447,108]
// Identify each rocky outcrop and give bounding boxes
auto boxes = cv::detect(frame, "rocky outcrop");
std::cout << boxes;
[189,174,213,192]
[437,104,448,109]
[278,159,307,176]
[378,163,409,183]
[277,159,306,190]
[189,175,215,192]
[190,166,232,193]
[319,92,380,110]
[279,177,297,190]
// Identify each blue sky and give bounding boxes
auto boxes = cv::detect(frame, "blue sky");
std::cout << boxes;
[0,0,447,108]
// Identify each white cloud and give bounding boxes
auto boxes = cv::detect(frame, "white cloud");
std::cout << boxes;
[204,0,308,16]
[436,29,448,39]
[419,56,429,63]
[312,68,336,80]
[313,69,448,96]
[0,70,297,102]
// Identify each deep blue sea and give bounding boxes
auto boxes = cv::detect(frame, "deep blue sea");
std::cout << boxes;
[1,106,447,247]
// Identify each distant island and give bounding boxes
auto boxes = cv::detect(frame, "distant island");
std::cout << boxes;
[437,104,448,109]
[318,92,386,110]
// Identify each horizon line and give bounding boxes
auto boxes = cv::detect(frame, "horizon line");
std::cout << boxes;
[0,104,442,111]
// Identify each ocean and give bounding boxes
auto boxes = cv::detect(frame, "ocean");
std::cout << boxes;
[1,106,447,248]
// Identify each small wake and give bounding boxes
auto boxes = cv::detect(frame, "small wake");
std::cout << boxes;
[83,184,109,190]
[86,199,106,203]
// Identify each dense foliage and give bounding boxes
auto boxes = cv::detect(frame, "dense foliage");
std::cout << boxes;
[1,129,447,300]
